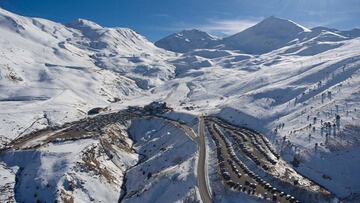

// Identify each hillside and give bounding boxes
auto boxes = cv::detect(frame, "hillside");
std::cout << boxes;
[152,34,360,202]
[0,8,360,203]
[221,16,311,54]
[0,7,176,141]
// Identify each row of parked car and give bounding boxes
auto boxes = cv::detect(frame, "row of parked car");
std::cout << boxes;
[210,118,278,167]
[215,131,259,195]
[243,128,280,159]
[210,116,280,160]
[242,131,278,165]
[225,129,301,203]
[207,122,266,197]
[206,118,301,203]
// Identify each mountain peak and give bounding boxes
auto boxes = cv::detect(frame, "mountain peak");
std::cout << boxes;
[257,16,311,33]
[155,29,218,53]
[180,29,204,33]
[174,29,217,40]
[221,16,311,54]
[67,18,103,30]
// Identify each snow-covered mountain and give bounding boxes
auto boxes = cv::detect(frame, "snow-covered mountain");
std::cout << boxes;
[221,16,311,54]
[0,7,177,139]
[156,16,359,55]
[0,6,180,149]
[153,16,360,203]
[1,7,360,203]
[0,7,175,99]
[155,29,219,53]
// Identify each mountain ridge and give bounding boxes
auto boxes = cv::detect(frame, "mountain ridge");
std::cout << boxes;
[0,7,360,203]
[155,16,359,54]
[155,29,219,53]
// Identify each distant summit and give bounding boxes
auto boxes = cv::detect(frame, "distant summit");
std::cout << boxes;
[67,18,103,30]
[155,29,219,53]
[156,17,312,54]
[156,17,320,54]
[221,16,311,54]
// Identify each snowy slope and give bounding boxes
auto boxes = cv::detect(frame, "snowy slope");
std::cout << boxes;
[0,163,17,202]
[0,7,175,145]
[221,16,311,54]
[123,118,198,202]
[0,114,138,203]
[150,36,360,201]
[1,7,360,203]
[0,7,175,93]
[156,16,358,55]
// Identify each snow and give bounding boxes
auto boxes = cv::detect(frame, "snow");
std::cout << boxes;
[297,147,360,199]
[123,118,199,202]
[186,49,233,59]
[155,29,219,53]
[0,139,95,202]
[0,163,17,202]
[0,6,173,145]
[0,122,138,202]
[149,37,360,200]
[156,16,358,56]
[1,7,360,202]
[205,128,268,203]
[221,16,312,54]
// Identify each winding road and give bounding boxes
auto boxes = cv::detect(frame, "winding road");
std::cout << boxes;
[0,108,333,203]
[170,115,212,203]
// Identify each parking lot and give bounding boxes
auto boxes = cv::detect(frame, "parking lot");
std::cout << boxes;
[206,117,300,203]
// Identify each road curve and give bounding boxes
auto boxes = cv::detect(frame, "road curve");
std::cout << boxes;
[197,115,212,203]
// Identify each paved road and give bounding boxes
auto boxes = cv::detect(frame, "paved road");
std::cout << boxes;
[144,114,212,203]
[197,115,212,203]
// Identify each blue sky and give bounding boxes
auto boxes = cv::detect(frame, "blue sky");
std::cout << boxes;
[1,0,359,41]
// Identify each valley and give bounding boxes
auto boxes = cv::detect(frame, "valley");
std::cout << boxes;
[0,106,337,203]
[0,6,360,203]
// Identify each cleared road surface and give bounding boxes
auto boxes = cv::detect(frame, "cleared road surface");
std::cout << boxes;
[197,115,212,203]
